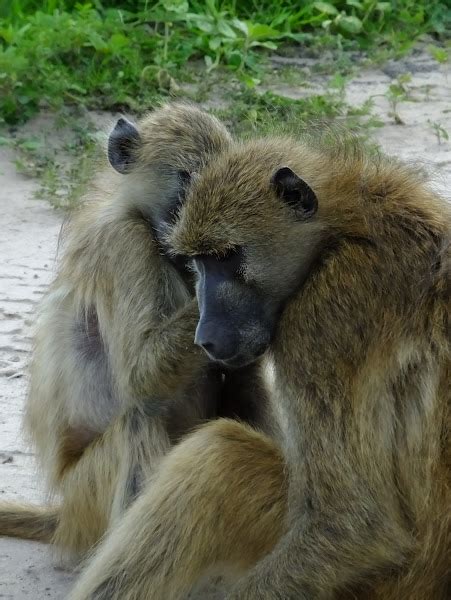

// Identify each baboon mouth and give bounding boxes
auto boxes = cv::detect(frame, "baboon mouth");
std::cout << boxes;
[213,350,265,369]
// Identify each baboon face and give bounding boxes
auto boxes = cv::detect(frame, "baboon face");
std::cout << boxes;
[168,145,321,367]
[107,106,231,275]
[191,249,277,367]
[107,116,192,271]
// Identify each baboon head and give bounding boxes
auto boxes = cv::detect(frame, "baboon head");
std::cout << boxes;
[107,103,232,230]
[167,139,325,367]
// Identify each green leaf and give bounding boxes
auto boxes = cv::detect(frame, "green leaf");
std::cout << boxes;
[86,31,108,51]
[346,0,363,8]
[428,45,448,63]
[205,0,219,18]
[191,16,214,33]
[232,18,248,36]
[109,33,129,50]
[247,23,280,40]
[67,83,87,94]
[238,73,260,88]
[227,50,242,68]
[271,12,290,28]
[161,0,189,15]
[376,2,392,11]
[0,25,14,44]
[313,2,339,16]
[217,20,237,39]
[209,38,221,51]
[17,95,32,105]
[336,15,363,34]
[249,40,278,50]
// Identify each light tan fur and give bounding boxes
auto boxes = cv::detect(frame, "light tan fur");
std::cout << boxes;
[71,134,450,599]
[0,103,240,557]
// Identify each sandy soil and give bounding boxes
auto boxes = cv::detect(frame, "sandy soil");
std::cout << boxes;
[0,50,450,599]
[0,145,70,597]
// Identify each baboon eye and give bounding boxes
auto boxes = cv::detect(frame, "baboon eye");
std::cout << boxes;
[160,170,192,228]
[178,170,200,193]
[208,248,244,278]
[178,170,191,187]
[192,248,244,279]
[216,248,238,263]
[271,166,318,220]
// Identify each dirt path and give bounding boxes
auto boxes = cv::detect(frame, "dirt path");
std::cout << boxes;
[0,52,450,599]
[0,146,73,597]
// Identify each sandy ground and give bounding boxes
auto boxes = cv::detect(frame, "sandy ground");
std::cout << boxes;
[0,146,71,597]
[0,50,450,599]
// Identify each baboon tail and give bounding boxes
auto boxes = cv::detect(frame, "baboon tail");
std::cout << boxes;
[0,502,58,543]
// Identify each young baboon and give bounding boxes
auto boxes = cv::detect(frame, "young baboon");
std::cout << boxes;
[70,134,450,599]
[0,103,266,557]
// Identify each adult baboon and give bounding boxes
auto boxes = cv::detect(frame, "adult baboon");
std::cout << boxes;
[71,134,450,599]
[0,103,266,557]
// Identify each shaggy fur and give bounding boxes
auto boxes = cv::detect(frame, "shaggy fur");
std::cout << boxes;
[71,134,450,599]
[0,103,250,557]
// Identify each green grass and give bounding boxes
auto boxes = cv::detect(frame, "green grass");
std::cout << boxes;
[0,1,449,209]
[0,1,450,124]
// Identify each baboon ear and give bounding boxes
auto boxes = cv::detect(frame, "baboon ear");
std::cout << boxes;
[108,118,141,174]
[271,166,318,219]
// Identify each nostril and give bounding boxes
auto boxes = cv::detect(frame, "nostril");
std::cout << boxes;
[194,324,217,356]
[199,340,215,354]
[195,322,238,362]
[194,331,217,355]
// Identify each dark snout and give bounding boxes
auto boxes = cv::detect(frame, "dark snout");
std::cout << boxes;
[194,317,271,368]
[193,254,275,368]
[194,320,239,363]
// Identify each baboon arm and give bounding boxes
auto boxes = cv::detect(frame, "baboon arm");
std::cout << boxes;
[72,214,208,399]
[69,420,287,600]
[106,229,208,400]
[226,463,413,600]
[124,299,207,399]
[227,525,406,599]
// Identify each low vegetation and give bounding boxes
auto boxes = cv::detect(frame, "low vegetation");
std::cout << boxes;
[1,1,450,124]
[1,1,449,207]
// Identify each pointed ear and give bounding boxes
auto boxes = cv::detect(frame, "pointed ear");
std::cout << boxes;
[108,118,141,174]
[271,166,318,220]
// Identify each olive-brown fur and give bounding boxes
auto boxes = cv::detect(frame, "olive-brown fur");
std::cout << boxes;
[71,134,450,598]
[0,103,255,558]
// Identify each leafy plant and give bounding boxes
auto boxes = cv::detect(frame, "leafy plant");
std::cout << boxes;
[385,73,412,125]
[0,1,450,124]
[428,120,449,145]
[428,44,449,63]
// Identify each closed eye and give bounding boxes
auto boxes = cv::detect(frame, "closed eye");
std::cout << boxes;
[215,247,237,262]
[218,247,245,279]
[192,247,245,280]
[184,258,198,274]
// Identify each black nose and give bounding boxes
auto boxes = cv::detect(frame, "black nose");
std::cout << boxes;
[198,340,216,355]
[194,322,238,362]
